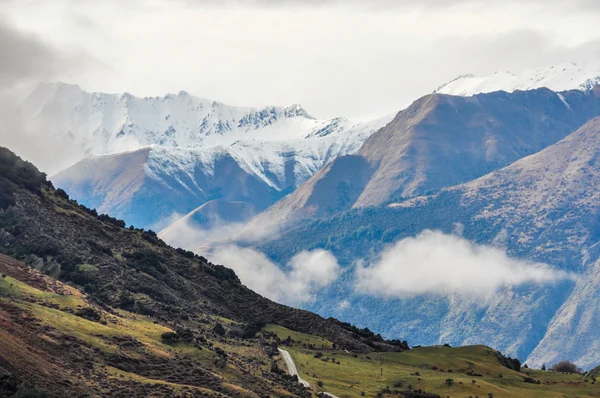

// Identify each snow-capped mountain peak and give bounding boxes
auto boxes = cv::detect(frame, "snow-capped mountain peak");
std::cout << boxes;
[435,59,600,96]
[21,82,394,175]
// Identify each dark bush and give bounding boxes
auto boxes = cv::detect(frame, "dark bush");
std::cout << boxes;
[551,361,583,374]
[496,351,521,372]
[207,263,240,283]
[241,321,266,339]
[123,250,166,275]
[175,247,196,259]
[175,327,195,342]
[74,307,102,322]
[161,332,180,343]
[142,230,160,245]
[213,322,226,336]
[98,213,126,228]
[55,188,70,200]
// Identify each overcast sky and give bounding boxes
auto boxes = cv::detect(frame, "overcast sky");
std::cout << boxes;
[3,0,600,120]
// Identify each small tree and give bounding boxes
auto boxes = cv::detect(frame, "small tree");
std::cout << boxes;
[551,361,583,374]
[541,364,546,371]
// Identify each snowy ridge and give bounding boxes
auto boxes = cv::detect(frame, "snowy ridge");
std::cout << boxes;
[21,82,394,184]
[435,59,600,96]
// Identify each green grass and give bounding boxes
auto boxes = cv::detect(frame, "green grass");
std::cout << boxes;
[105,366,216,394]
[262,324,334,349]
[280,344,600,398]
[0,274,83,309]
[6,268,598,398]
[77,264,98,272]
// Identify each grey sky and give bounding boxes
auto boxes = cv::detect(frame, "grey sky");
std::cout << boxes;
[2,0,600,120]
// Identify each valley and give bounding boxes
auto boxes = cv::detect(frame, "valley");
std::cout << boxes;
[5,1,600,396]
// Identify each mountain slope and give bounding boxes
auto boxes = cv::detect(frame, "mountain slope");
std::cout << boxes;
[4,255,598,398]
[435,59,600,96]
[0,146,418,396]
[21,82,392,174]
[255,117,600,366]
[52,146,284,228]
[0,147,406,351]
[33,83,393,228]
[249,87,600,230]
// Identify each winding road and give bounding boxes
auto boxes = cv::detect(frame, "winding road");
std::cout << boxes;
[278,348,310,387]
[277,348,341,398]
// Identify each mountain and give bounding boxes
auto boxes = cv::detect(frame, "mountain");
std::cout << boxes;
[248,86,600,231]
[3,148,600,398]
[255,116,600,368]
[52,145,286,229]
[29,82,392,228]
[22,82,392,174]
[435,59,600,96]
[0,147,410,396]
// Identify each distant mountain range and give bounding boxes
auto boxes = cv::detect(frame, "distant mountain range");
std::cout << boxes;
[248,86,600,232]
[25,82,391,227]
[255,101,600,368]
[435,59,600,96]
[13,59,600,369]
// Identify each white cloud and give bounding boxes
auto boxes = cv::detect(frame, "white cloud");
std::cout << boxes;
[4,0,600,121]
[355,230,577,299]
[211,245,340,305]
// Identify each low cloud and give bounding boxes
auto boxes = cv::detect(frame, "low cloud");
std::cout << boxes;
[158,211,284,254]
[355,230,577,299]
[211,245,340,305]
[158,211,338,305]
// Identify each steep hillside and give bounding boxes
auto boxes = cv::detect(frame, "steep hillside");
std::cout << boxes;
[2,253,595,398]
[0,253,313,397]
[256,117,600,367]
[249,87,600,229]
[0,147,406,347]
[435,59,600,96]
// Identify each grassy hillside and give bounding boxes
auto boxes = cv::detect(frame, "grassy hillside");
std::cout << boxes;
[3,256,595,398]
[1,147,596,397]
[266,325,600,398]
[0,147,403,354]
[0,147,408,396]
[0,253,315,397]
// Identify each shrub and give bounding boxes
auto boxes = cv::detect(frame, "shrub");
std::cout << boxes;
[55,188,70,200]
[214,357,227,369]
[161,332,179,343]
[496,351,521,372]
[551,361,583,374]
[241,321,266,339]
[213,322,226,336]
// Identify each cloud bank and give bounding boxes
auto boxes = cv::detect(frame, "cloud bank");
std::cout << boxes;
[211,245,340,305]
[355,230,576,299]
[0,15,100,173]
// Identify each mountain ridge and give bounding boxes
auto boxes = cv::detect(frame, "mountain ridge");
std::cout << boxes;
[254,116,600,367]
[435,59,600,96]
[247,86,600,233]
[22,82,393,175]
